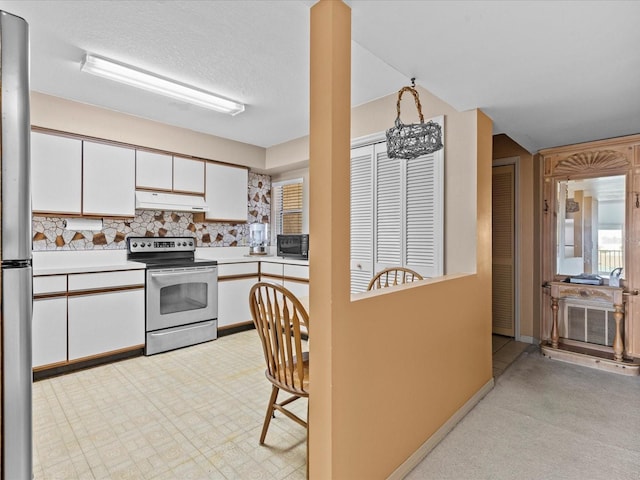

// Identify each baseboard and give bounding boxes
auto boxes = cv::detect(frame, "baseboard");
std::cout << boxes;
[516,335,535,344]
[387,377,495,480]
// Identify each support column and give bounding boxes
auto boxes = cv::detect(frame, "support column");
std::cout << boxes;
[309,1,351,479]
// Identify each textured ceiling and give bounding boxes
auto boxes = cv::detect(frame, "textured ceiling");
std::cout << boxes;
[0,0,638,153]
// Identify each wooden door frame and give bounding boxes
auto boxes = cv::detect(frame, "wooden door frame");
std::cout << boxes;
[493,156,521,340]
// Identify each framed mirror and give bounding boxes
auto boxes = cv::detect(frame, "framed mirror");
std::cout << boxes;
[556,174,625,277]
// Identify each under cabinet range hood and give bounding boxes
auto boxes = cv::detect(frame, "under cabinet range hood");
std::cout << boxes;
[135,191,209,212]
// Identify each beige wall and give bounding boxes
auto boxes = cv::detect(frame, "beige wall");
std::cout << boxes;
[265,136,309,172]
[309,2,493,478]
[493,134,538,340]
[268,85,479,275]
[30,92,266,169]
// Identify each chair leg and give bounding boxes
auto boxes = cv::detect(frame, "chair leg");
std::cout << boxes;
[260,385,279,444]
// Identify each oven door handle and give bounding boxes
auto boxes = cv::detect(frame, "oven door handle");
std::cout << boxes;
[149,267,217,277]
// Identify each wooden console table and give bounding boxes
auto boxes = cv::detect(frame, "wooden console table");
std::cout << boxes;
[549,282,624,361]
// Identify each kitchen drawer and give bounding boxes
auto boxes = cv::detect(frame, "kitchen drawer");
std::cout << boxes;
[33,275,67,295]
[260,262,284,277]
[218,262,259,278]
[283,264,309,281]
[68,269,145,292]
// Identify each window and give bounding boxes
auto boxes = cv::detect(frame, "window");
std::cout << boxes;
[273,179,303,235]
[350,119,444,293]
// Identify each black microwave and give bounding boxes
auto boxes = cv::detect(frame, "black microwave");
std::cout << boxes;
[277,234,309,259]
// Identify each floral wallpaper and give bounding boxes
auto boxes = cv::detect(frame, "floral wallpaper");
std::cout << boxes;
[32,172,270,251]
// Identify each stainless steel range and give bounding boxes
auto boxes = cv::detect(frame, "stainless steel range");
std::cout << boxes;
[127,236,218,355]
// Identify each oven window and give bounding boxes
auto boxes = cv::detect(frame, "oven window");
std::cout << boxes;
[160,283,208,315]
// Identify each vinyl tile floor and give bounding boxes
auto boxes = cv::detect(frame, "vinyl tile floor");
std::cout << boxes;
[33,332,527,479]
[33,330,308,480]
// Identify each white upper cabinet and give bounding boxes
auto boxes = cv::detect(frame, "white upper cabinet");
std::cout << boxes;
[31,132,82,214]
[83,141,136,217]
[136,150,173,190]
[136,151,205,195]
[173,157,205,194]
[205,162,248,222]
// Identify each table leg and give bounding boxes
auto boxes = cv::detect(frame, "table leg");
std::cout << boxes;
[551,296,559,349]
[613,303,624,362]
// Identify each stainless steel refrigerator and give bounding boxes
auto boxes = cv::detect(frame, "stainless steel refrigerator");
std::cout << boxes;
[0,10,32,480]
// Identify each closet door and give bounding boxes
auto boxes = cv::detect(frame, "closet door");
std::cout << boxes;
[350,145,374,293]
[404,152,443,278]
[374,142,403,273]
[349,129,445,293]
[492,164,515,336]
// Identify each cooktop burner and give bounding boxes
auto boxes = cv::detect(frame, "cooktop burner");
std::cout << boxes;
[126,236,217,269]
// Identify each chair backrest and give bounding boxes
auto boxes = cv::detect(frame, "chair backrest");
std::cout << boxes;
[367,267,424,291]
[249,282,309,396]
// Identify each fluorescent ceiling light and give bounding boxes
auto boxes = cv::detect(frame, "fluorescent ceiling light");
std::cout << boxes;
[81,54,245,116]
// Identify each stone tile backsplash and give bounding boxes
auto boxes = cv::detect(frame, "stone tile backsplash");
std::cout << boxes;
[32,172,270,251]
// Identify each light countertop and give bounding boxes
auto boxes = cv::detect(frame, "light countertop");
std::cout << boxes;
[33,248,308,276]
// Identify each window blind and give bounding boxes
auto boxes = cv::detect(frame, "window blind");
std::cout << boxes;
[273,180,303,235]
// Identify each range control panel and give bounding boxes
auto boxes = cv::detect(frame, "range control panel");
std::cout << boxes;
[127,236,195,253]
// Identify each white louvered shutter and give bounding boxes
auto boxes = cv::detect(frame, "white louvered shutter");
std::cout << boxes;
[350,145,374,293]
[404,149,444,277]
[375,143,403,272]
[350,116,444,292]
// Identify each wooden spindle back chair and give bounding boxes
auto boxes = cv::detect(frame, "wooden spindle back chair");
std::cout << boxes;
[249,281,309,444]
[367,267,424,291]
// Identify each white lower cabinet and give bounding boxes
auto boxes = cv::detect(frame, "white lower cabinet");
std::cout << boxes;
[218,278,257,328]
[217,262,259,328]
[68,289,145,361]
[260,262,284,284]
[283,279,309,301]
[283,264,309,305]
[32,297,67,368]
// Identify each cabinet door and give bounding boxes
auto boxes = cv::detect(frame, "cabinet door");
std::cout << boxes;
[68,289,144,360]
[205,163,248,222]
[282,279,309,303]
[32,297,67,368]
[136,150,173,190]
[284,264,309,281]
[218,278,256,328]
[83,141,136,217]
[260,262,284,284]
[174,157,205,194]
[283,264,309,300]
[31,132,82,214]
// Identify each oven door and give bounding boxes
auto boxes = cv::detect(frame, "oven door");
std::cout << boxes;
[146,265,218,332]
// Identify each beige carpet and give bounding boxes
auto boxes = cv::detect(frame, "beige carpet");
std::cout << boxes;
[406,348,640,479]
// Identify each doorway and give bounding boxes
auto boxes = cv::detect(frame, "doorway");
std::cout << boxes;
[492,161,517,337]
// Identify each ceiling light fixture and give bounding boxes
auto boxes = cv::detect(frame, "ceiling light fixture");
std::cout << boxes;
[80,54,245,116]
